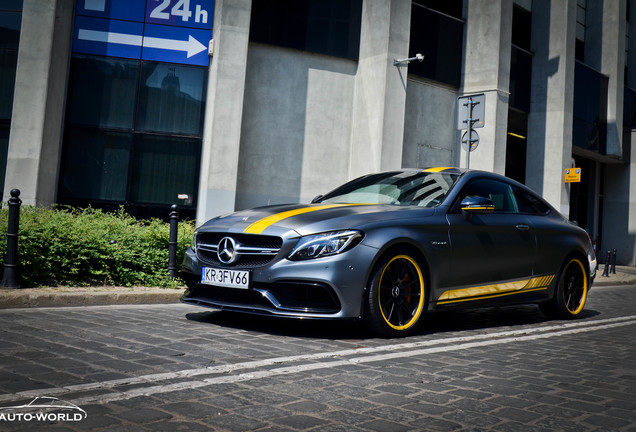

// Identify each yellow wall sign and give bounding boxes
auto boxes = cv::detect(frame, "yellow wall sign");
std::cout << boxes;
[564,168,581,183]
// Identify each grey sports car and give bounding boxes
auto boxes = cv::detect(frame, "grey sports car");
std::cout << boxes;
[181,168,596,336]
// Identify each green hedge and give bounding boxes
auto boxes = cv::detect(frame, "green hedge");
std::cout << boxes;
[0,205,195,288]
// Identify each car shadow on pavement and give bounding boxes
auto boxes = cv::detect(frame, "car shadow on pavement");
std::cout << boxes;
[185,310,371,340]
[184,305,602,340]
[415,306,601,335]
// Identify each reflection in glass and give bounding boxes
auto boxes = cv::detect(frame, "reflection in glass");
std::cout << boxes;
[137,62,205,135]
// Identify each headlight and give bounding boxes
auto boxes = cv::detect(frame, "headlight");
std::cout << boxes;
[288,230,363,260]
[191,231,198,253]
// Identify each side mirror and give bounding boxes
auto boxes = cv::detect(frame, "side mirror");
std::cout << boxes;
[460,196,495,219]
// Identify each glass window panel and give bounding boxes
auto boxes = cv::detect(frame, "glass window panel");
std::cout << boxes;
[513,186,550,215]
[412,0,462,20]
[0,49,18,120]
[453,179,518,213]
[250,0,362,61]
[511,6,531,52]
[0,1,23,11]
[409,5,463,88]
[58,129,131,201]
[573,61,608,153]
[509,47,532,112]
[66,55,138,129]
[130,134,200,206]
[623,87,636,130]
[136,62,205,135]
[0,11,22,50]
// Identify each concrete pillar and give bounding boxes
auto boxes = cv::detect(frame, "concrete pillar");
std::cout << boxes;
[3,0,73,206]
[603,141,636,266]
[585,0,626,158]
[196,0,251,224]
[526,0,576,215]
[348,0,410,179]
[602,0,636,266]
[459,0,513,174]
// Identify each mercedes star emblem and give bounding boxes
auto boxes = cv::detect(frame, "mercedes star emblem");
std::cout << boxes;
[217,237,239,264]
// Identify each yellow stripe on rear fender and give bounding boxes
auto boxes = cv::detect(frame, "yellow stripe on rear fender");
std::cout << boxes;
[243,204,350,234]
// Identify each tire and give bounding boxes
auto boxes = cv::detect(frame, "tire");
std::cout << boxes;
[365,253,426,337]
[540,257,589,319]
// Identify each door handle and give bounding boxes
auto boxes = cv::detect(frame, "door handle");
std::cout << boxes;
[516,224,530,231]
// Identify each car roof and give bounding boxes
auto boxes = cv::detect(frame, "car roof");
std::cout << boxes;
[395,167,465,175]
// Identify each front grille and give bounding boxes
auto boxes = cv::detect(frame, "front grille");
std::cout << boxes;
[262,281,341,312]
[196,233,283,268]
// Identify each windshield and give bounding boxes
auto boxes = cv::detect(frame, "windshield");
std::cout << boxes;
[319,171,459,208]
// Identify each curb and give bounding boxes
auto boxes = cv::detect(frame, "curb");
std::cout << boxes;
[592,265,636,287]
[0,287,184,309]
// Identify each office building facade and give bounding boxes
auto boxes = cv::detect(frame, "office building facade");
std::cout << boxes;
[2,0,636,265]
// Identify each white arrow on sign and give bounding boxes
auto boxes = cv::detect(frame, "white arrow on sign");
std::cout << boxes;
[78,29,207,58]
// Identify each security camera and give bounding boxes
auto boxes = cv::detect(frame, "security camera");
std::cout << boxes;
[393,53,425,66]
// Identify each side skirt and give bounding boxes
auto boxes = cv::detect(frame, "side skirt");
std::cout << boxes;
[432,274,556,307]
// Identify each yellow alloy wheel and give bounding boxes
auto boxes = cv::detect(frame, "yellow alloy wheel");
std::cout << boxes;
[367,253,426,336]
[560,258,588,316]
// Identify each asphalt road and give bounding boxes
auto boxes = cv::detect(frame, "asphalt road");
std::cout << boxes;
[0,283,635,431]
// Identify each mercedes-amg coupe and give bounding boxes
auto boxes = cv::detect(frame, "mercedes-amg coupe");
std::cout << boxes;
[181,168,596,336]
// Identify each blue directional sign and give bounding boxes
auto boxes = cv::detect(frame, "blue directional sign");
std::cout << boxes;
[73,16,144,59]
[72,0,214,66]
[146,0,213,30]
[142,24,210,66]
[76,0,145,21]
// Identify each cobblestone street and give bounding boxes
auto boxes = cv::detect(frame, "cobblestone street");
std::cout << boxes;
[1,283,635,431]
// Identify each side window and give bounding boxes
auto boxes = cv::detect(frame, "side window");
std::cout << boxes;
[452,179,519,213]
[513,186,551,215]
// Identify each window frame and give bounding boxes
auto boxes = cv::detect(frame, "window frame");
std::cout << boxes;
[58,54,207,219]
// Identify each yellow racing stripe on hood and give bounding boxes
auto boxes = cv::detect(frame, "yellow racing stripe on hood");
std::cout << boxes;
[424,167,454,172]
[243,204,351,234]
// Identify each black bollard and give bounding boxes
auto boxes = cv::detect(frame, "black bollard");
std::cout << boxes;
[168,205,179,278]
[601,250,610,277]
[611,249,617,274]
[1,189,22,288]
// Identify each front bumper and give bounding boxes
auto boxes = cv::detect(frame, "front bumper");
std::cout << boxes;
[181,244,378,319]
[588,247,597,287]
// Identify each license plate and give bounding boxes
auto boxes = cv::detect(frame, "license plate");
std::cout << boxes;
[201,267,250,289]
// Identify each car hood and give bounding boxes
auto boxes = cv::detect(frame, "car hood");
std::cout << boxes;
[197,203,435,237]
